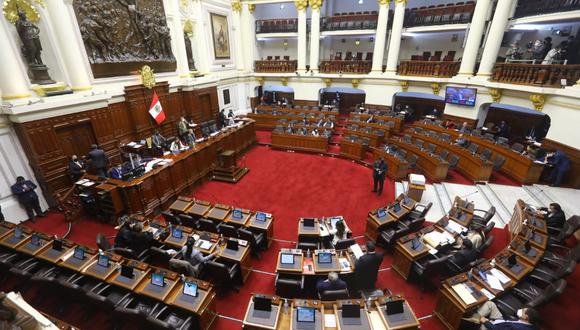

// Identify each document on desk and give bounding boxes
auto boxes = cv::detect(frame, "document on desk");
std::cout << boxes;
[480,288,495,300]
[324,314,337,327]
[196,240,213,250]
[445,220,466,234]
[350,244,364,259]
[339,257,351,271]
[485,274,504,291]
[489,268,511,284]
[319,224,330,237]
[452,283,477,305]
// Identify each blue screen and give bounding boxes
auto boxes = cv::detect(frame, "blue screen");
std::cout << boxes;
[445,87,477,107]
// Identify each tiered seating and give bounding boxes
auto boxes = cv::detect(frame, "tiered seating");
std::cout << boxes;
[256,18,298,34]
[349,111,403,133]
[254,58,297,73]
[491,63,580,87]
[514,0,580,19]
[404,2,476,27]
[321,11,380,31]
[319,59,372,74]
[248,104,337,130]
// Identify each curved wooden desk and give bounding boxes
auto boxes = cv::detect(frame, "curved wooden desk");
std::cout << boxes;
[350,113,403,132]
[271,132,329,153]
[370,147,410,181]
[340,139,367,160]
[343,128,384,147]
[388,138,449,182]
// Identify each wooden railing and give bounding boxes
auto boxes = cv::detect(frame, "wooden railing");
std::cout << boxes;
[321,13,379,31]
[255,60,297,73]
[490,63,580,87]
[404,2,475,28]
[256,19,298,33]
[398,61,460,77]
[319,60,371,74]
[514,1,580,18]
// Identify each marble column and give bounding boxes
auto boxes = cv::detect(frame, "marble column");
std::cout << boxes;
[45,0,92,91]
[296,0,308,71]
[457,0,493,76]
[371,0,390,73]
[164,0,190,77]
[242,3,256,72]
[309,0,323,72]
[0,19,30,99]
[477,0,514,76]
[384,0,406,73]
[231,1,245,71]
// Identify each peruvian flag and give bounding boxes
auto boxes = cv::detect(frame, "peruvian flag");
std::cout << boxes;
[148,91,166,124]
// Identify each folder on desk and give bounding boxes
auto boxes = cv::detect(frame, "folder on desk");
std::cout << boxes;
[196,240,212,250]
[350,244,364,259]
[452,283,477,305]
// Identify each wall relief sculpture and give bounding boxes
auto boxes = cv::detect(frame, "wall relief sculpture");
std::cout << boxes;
[73,0,176,78]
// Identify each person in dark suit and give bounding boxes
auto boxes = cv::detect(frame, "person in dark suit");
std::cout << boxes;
[126,222,154,255]
[218,109,227,128]
[151,131,166,149]
[544,203,565,235]
[448,239,477,272]
[88,144,109,178]
[0,205,4,222]
[11,176,45,223]
[545,149,570,187]
[372,157,388,196]
[354,242,384,290]
[316,272,347,295]
[68,155,86,182]
[497,121,510,138]
[477,304,539,330]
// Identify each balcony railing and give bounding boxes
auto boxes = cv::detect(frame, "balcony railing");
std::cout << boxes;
[398,61,461,77]
[490,63,580,87]
[321,12,379,31]
[256,19,298,34]
[319,60,371,74]
[404,2,475,28]
[514,0,580,19]
[255,60,297,73]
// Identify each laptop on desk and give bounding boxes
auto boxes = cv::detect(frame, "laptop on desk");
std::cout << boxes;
[385,300,407,323]
[295,307,316,330]
[341,304,362,326]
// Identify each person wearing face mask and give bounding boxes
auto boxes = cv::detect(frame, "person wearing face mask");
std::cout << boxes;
[542,202,566,235]
[68,155,86,181]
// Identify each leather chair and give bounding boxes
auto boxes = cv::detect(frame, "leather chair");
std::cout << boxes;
[97,233,112,251]
[496,136,509,146]
[238,228,267,254]
[319,288,349,301]
[467,143,479,154]
[492,154,506,171]
[414,139,424,150]
[448,154,460,169]
[334,238,356,250]
[407,155,419,169]
[439,149,449,161]
[146,306,193,330]
[495,279,566,317]
[219,224,239,238]
[113,296,163,329]
[177,214,197,228]
[511,143,525,153]
[524,259,575,287]
[148,246,171,268]
[204,260,240,292]
[412,255,451,290]
[427,143,437,154]
[476,235,494,255]
[480,148,492,161]
[296,241,319,251]
[198,218,221,234]
[542,243,580,267]
[482,221,495,236]
[161,211,181,226]
[403,134,412,144]
[548,215,580,245]
[405,202,432,225]
[85,283,132,322]
[275,273,304,297]
[471,207,496,227]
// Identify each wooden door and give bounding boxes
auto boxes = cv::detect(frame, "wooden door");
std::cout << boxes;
[55,122,96,158]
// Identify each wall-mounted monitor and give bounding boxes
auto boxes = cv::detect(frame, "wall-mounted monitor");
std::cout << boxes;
[445,87,477,107]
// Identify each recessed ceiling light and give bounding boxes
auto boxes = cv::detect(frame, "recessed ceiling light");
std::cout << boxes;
[358,0,364,4]
[280,4,285,10]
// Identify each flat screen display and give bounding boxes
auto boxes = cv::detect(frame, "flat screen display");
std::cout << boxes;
[52,239,63,251]
[226,239,239,251]
[256,212,267,222]
[377,209,386,218]
[280,253,294,265]
[73,247,85,260]
[172,227,182,239]
[151,273,164,287]
[97,254,109,267]
[120,265,134,278]
[232,209,243,220]
[183,281,198,297]
[296,307,315,323]
[14,227,23,239]
[254,295,272,312]
[30,233,40,246]
[318,252,332,264]
[342,304,361,318]
[445,87,477,107]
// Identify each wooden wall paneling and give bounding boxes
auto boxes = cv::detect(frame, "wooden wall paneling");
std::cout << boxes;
[124,82,170,140]
[109,102,134,143]
[441,113,478,127]
[183,151,200,184]
[154,166,174,205]
[292,99,317,107]
[170,158,188,194]
[540,139,580,188]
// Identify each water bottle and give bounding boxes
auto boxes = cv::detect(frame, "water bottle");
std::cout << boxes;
[283,299,289,315]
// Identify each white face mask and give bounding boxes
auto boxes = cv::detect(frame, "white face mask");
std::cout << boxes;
[516,309,524,318]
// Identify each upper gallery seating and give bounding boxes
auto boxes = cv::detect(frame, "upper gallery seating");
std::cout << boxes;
[319,51,373,74]
[321,11,380,31]
[404,2,476,28]
[513,0,580,19]
[255,57,297,73]
[256,19,298,34]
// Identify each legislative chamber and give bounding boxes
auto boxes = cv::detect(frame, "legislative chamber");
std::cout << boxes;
[0,0,579,330]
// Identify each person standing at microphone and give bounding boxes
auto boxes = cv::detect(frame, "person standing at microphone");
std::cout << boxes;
[372,157,388,196]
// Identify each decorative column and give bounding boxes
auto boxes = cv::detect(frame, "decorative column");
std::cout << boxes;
[477,0,514,77]
[371,0,390,73]
[241,3,256,72]
[44,0,92,90]
[231,1,245,71]
[295,0,308,71]
[457,0,493,76]
[163,0,190,77]
[384,0,406,74]
[0,19,30,99]
[309,0,323,73]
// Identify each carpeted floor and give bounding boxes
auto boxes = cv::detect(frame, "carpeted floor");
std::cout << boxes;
[7,144,579,330]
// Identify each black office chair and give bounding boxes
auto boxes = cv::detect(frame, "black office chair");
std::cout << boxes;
[113,296,163,330]
[447,154,460,169]
[548,215,580,246]
[403,134,412,144]
[275,273,304,297]
[407,154,419,169]
[412,255,451,291]
[511,143,525,153]
[471,206,496,227]
[482,221,495,236]
[147,246,171,268]
[238,228,267,257]
[414,139,424,150]
[523,259,575,288]
[427,143,437,154]
[467,143,479,154]
[177,214,197,228]
[85,283,132,323]
[161,211,181,226]
[319,288,349,301]
[496,137,509,146]
[219,224,239,238]
[480,148,492,161]
[492,154,506,171]
[198,219,221,234]
[542,243,580,268]
[334,238,356,250]
[476,235,494,255]
[203,260,240,293]
[146,306,193,330]
[97,233,112,251]
[495,279,567,317]
[439,149,449,161]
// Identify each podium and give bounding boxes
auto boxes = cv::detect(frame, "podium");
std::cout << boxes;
[212,150,249,183]
[407,174,426,202]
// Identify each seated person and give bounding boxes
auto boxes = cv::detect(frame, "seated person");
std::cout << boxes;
[311,129,319,137]
[329,219,348,245]
[324,119,334,128]
[455,134,469,147]
[448,240,477,271]
[227,109,234,118]
[184,129,197,146]
[542,203,566,234]
[126,222,154,255]
[114,218,135,248]
[316,272,347,295]
[458,122,470,134]
[455,226,485,250]
[366,115,374,123]
[443,120,456,129]
[169,237,217,277]
[170,139,187,153]
[497,121,510,138]
[465,302,539,330]
[109,165,123,180]
[316,118,324,127]
[152,130,166,149]
[297,127,307,135]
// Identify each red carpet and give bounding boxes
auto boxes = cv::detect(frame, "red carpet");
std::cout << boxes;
[6,144,579,330]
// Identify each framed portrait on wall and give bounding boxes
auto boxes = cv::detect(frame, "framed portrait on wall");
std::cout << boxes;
[210,13,231,59]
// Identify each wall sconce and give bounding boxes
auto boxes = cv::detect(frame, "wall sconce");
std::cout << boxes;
[355,39,360,46]
[283,40,288,47]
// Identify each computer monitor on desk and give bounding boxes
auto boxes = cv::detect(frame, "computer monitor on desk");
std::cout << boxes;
[73,247,85,260]
[318,252,332,264]
[121,264,134,278]
[151,273,165,287]
[183,281,198,297]
[296,307,315,323]
[303,218,315,227]
[30,233,40,246]
[377,208,386,218]
[232,209,243,220]
[256,212,267,222]
[226,239,239,251]
[385,300,404,316]
[52,239,63,251]
[13,227,23,239]
[342,304,361,318]
[171,227,183,239]
[97,254,110,267]
[281,253,295,265]
[253,295,272,312]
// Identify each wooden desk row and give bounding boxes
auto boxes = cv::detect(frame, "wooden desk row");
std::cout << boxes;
[364,194,418,243]
[271,132,329,153]
[406,130,493,182]
[0,221,217,330]
[370,147,410,181]
[297,217,352,241]
[388,138,450,182]
[350,113,403,132]
[82,121,256,217]
[255,105,339,117]
[168,196,275,246]
[248,113,335,131]
[433,200,548,330]
[275,248,359,275]
[346,120,395,137]
[342,128,384,147]
[340,139,367,161]
[243,294,420,330]
[413,122,544,184]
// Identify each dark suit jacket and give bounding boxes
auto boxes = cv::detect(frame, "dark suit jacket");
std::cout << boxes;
[316,278,347,294]
[547,210,566,231]
[354,252,384,290]
[484,320,536,330]
[450,247,477,269]
[68,160,85,178]
[88,148,108,169]
[11,180,39,203]
[127,232,154,254]
[373,161,388,181]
